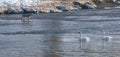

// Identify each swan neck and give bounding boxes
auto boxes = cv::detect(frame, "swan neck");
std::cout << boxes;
[103,31,105,36]
[80,32,82,38]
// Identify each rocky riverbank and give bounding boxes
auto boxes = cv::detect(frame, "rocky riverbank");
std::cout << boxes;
[0,0,119,14]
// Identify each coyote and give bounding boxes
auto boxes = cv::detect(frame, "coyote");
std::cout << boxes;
[21,13,32,22]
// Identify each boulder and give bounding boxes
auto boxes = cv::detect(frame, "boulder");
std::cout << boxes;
[6,8,18,14]
[73,2,83,9]
[115,1,120,5]
[21,7,36,13]
[73,2,83,7]
[83,3,95,9]
[0,9,3,14]
[93,0,105,4]
[17,8,24,14]
[56,6,68,11]
[49,9,62,13]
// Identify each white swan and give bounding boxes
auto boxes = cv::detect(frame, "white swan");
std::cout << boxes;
[79,32,90,49]
[79,32,90,42]
[101,30,113,41]
[101,30,113,50]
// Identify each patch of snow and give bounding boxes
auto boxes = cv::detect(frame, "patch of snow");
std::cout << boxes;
[0,0,38,6]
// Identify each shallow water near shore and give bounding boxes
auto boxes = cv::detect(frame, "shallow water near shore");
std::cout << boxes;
[0,8,120,57]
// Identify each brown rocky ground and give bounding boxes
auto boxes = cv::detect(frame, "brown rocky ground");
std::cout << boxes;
[73,0,119,9]
[95,2,119,8]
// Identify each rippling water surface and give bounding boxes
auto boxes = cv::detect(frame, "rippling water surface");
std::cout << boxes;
[0,8,120,57]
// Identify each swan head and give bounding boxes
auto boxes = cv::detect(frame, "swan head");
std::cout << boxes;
[78,32,82,34]
[101,30,105,34]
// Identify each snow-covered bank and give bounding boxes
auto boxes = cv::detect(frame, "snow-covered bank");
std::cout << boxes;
[0,0,58,6]
[0,0,36,6]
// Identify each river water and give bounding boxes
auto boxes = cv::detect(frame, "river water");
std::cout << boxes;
[0,8,120,57]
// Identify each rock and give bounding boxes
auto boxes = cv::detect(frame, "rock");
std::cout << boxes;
[114,6,120,8]
[50,9,62,13]
[73,2,83,9]
[17,8,24,14]
[50,9,55,13]
[94,0,105,4]
[115,1,120,5]
[73,2,83,7]
[104,7,111,9]
[34,9,40,13]
[5,7,40,14]
[112,0,117,2]
[83,4,95,9]
[73,1,96,9]
[0,9,3,14]
[56,6,68,11]
[6,8,18,14]
[21,7,36,13]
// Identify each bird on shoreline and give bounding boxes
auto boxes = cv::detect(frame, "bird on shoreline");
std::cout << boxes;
[21,13,32,22]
